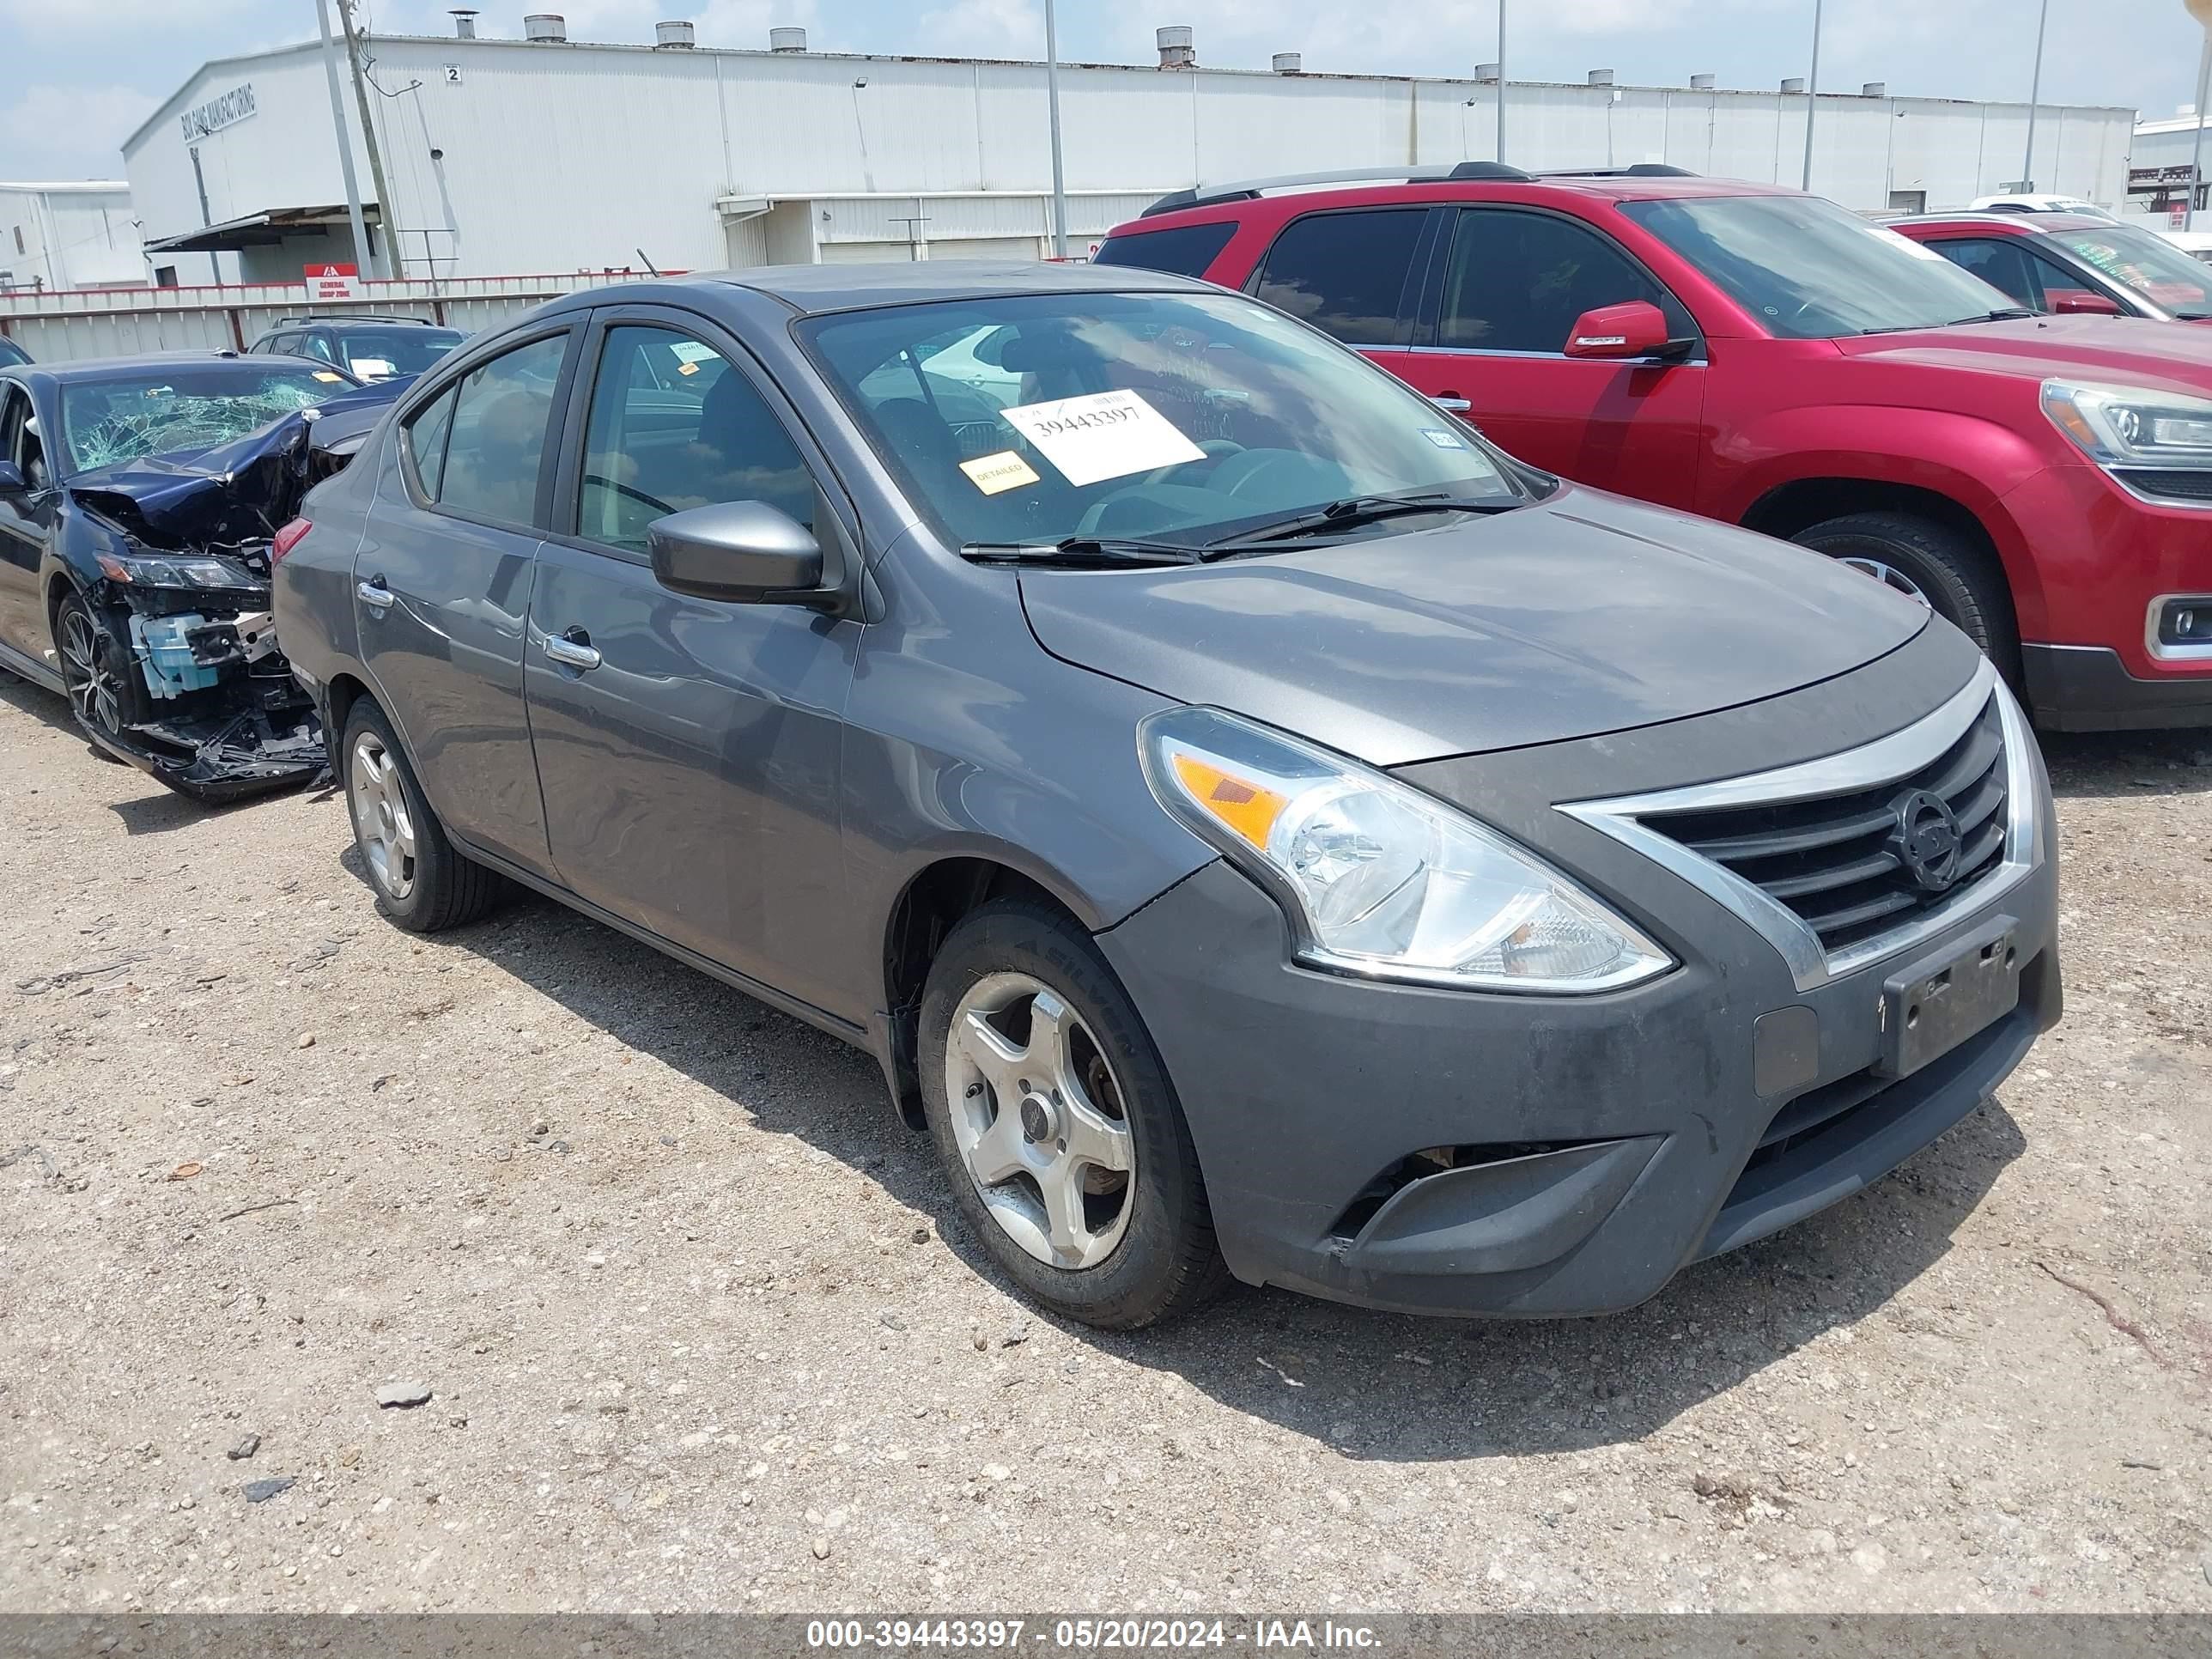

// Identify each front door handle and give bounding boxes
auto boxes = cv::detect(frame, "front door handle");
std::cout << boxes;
[543,629,601,672]
[1431,394,1474,413]
[356,577,394,612]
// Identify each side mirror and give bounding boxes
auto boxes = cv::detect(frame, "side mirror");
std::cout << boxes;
[2047,287,2124,317]
[1563,300,1681,361]
[0,459,24,495]
[648,500,823,605]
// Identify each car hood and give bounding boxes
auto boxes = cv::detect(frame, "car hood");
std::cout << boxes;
[65,380,400,549]
[1837,314,2212,398]
[1017,484,1929,767]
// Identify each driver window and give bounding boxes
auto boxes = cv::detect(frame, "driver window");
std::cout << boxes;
[577,325,813,556]
[2,385,46,488]
[1440,209,1692,352]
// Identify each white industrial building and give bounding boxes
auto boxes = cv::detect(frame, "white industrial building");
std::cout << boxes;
[2125,109,2212,222]
[0,183,149,292]
[120,15,2136,284]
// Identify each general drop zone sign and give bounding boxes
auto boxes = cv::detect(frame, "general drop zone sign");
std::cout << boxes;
[305,264,362,302]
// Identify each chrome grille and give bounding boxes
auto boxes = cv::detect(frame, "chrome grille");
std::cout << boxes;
[1647,695,2008,953]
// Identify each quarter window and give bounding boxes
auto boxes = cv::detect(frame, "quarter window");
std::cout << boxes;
[1438,209,1692,353]
[1092,221,1237,277]
[1252,208,1429,346]
[403,385,458,499]
[577,325,812,555]
[433,333,568,526]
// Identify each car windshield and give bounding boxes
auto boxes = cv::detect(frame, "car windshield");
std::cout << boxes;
[1621,194,2017,338]
[2052,224,2212,316]
[799,290,1522,550]
[336,326,465,379]
[59,363,349,473]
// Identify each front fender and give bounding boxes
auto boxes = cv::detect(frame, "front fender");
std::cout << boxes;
[1706,405,2053,632]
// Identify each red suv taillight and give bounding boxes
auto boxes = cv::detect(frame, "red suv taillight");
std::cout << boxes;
[270,518,313,563]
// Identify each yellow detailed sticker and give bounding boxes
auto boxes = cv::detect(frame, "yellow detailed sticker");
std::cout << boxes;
[311,370,346,382]
[676,360,700,376]
[958,449,1042,495]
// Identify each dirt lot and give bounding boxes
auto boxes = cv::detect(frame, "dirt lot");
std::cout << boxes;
[1,670,2208,1617]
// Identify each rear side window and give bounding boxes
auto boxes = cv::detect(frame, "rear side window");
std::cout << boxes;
[418,333,567,525]
[403,385,457,499]
[1253,208,1429,346]
[1092,222,1237,277]
[1438,209,1693,352]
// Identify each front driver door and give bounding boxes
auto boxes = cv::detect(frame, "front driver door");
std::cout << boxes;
[1395,206,1709,508]
[0,381,55,665]
[524,308,863,1024]
[355,326,578,874]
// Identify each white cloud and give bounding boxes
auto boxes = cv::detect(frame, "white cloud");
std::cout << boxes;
[0,0,262,35]
[0,82,158,179]
[915,0,1042,60]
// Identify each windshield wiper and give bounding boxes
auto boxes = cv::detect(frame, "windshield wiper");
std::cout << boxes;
[1946,307,2039,325]
[961,536,1204,568]
[1209,491,1523,549]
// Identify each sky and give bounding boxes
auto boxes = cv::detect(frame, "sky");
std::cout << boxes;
[3,0,2209,181]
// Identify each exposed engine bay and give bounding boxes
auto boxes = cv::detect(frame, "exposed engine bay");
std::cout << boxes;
[60,397,380,802]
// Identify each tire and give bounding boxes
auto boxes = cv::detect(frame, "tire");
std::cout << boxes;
[918,898,1231,1330]
[1792,511,2020,678]
[340,698,503,932]
[53,590,154,751]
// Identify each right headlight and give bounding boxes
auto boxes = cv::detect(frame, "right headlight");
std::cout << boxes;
[1139,707,1673,995]
[2042,379,2212,471]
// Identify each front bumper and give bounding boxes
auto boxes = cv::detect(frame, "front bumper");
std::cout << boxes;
[2021,641,2212,732]
[1095,637,2060,1317]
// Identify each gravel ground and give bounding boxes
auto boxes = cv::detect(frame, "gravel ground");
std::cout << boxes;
[2,671,2208,1616]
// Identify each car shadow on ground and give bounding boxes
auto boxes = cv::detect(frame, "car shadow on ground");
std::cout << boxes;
[430,874,2028,1466]
[2039,726,2212,801]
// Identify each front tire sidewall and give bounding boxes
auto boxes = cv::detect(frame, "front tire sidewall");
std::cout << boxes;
[918,902,1218,1329]
[340,702,445,930]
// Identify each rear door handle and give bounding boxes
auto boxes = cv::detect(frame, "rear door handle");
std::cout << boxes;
[1431,395,1474,413]
[543,629,601,672]
[356,578,394,612]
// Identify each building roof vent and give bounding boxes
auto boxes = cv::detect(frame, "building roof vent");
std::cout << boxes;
[524,14,567,43]
[1780,76,1806,94]
[1157,25,1195,69]
[655,20,695,47]
[1587,69,1614,87]
[1689,72,1716,90]
[769,26,807,52]
[1272,51,1302,74]
[1474,63,1501,82]
[1861,80,1887,97]
[448,7,477,37]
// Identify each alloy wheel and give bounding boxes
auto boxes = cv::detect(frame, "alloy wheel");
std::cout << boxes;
[58,608,124,734]
[1838,556,1933,611]
[349,732,418,900]
[943,970,1135,1270]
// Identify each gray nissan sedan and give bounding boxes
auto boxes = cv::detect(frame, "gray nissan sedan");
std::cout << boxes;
[272,263,2060,1328]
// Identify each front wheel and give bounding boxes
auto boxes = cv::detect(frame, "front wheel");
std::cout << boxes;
[53,591,152,746]
[918,899,1230,1329]
[1792,510,2020,678]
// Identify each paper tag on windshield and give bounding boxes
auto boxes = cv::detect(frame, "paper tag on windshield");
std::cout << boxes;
[996,389,1204,487]
[958,450,1041,495]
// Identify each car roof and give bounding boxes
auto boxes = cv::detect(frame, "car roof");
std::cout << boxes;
[532,261,1215,321]
[1890,210,2112,234]
[4,349,350,388]
[1116,171,1801,234]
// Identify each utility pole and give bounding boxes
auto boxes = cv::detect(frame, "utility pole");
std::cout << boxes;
[1801,0,1823,191]
[315,0,374,289]
[1044,0,1068,257]
[2021,0,2050,190]
[2192,37,2212,230]
[1495,2,1507,163]
[335,0,397,278]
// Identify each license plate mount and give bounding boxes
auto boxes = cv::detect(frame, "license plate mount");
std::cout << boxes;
[1875,915,2021,1079]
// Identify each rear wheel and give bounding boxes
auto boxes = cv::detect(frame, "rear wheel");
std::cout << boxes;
[341,699,503,932]
[1792,511,2019,678]
[918,899,1230,1329]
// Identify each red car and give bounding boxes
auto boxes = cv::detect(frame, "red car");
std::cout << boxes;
[1097,167,2212,730]
[1888,210,2212,325]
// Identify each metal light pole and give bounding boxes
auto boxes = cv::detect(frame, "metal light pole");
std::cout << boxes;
[2021,0,2051,190]
[1044,0,1069,258]
[336,0,397,277]
[1801,0,1823,191]
[1496,2,1507,163]
[2190,1,2212,229]
[316,0,374,284]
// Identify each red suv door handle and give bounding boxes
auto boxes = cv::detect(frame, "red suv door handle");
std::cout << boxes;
[1431,393,1474,413]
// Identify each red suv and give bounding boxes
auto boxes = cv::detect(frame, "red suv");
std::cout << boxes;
[1098,166,2212,730]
